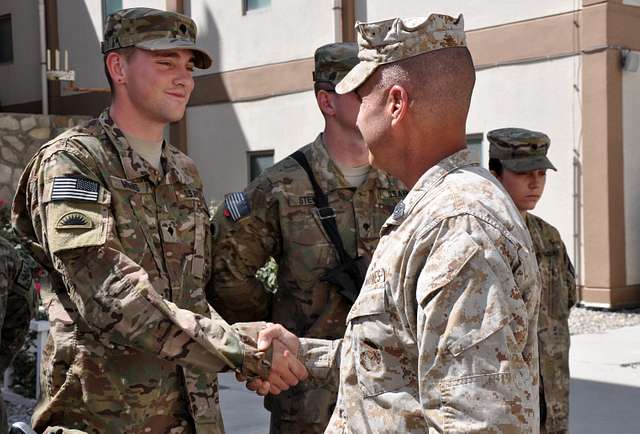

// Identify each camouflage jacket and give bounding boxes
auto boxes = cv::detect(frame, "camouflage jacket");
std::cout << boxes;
[526,213,576,433]
[299,150,542,433]
[12,109,270,434]
[210,134,406,339]
[0,236,35,373]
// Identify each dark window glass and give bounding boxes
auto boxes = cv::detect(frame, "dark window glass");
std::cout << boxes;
[103,0,123,22]
[246,0,271,12]
[0,14,13,64]
[466,133,484,167]
[249,151,274,181]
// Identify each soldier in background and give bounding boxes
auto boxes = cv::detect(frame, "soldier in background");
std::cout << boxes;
[489,128,576,434]
[12,8,305,434]
[0,236,35,434]
[209,42,406,434]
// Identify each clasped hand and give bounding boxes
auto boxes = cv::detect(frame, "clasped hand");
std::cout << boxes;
[238,324,307,396]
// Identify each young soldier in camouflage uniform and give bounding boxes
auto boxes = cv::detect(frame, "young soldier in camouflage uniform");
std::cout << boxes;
[256,14,543,433]
[0,236,35,434]
[12,8,305,434]
[209,43,406,434]
[489,128,576,434]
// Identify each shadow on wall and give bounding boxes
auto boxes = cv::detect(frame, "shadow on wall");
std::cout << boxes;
[570,378,640,434]
[187,1,250,203]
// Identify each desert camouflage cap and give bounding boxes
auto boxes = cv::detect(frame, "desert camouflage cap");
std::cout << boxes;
[313,42,359,86]
[335,13,466,94]
[102,8,212,69]
[488,128,557,172]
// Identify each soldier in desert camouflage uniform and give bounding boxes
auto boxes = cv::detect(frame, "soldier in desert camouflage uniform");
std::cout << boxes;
[0,236,35,434]
[256,13,543,433]
[489,128,576,434]
[209,42,406,434]
[12,8,305,434]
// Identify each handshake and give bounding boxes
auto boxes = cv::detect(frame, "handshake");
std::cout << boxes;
[239,324,309,396]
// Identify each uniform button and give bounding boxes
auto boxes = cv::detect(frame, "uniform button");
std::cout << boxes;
[363,223,370,230]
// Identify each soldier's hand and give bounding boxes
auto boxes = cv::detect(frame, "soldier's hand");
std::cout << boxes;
[243,324,307,395]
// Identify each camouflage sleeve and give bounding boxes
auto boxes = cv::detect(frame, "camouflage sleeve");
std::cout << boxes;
[0,241,35,372]
[208,179,281,323]
[297,337,341,389]
[562,245,577,309]
[415,215,539,432]
[30,148,271,379]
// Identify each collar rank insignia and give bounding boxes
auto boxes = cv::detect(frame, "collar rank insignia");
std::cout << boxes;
[392,201,405,220]
[56,212,93,229]
[223,192,251,222]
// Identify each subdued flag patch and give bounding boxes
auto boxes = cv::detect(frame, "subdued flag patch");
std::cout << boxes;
[223,192,250,222]
[51,177,99,202]
[56,211,93,229]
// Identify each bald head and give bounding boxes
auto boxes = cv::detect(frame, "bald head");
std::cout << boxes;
[374,47,475,123]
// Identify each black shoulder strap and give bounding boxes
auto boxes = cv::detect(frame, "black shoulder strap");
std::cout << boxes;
[290,150,350,264]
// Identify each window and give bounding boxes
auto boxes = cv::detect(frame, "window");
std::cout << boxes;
[245,0,271,13]
[0,14,13,64]
[466,133,484,167]
[102,0,123,23]
[248,151,274,181]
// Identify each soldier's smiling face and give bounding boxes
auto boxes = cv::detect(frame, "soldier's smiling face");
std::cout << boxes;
[496,168,547,212]
[122,48,195,124]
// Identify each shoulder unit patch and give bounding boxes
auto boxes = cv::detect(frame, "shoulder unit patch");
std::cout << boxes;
[56,211,93,229]
[223,192,251,222]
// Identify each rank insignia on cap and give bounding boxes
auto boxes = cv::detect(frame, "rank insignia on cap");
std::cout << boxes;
[51,177,100,202]
[56,212,93,229]
[223,192,251,222]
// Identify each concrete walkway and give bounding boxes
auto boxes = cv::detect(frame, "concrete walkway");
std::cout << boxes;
[569,325,640,433]
[218,326,640,434]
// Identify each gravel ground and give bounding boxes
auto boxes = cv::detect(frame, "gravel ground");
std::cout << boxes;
[3,306,639,424]
[3,389,34,426]
[569,305,640,335]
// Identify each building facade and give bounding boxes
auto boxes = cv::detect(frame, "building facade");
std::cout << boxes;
[1,0,639,307]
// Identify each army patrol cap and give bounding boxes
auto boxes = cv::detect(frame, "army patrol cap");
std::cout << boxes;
[336,13,466,94]
[102,8,212,69]
[488,128,557,172]
[313,42,359,87]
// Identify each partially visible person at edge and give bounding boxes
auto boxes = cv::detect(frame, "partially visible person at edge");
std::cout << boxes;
[208,42,406,434]
[0,236,37,434]
[488,128,577,434]
[12,8,305,434]
[253,13,543,433]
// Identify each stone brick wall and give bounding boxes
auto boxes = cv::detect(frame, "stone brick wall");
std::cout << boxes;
[0,113,90,203]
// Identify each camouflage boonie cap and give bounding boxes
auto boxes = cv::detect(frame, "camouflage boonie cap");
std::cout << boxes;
[313,42,359,87]
[102,8,212,69]
[335,14,466,94]
[488,128,557,172]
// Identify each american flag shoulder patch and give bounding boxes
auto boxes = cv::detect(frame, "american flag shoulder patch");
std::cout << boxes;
[51,176,100,202]
[223,192,251,222]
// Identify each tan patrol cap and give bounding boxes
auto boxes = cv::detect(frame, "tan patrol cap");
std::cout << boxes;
[488,128,557,172]
[102,8,212,69]
[336,13,466,94]
[313,42,359,87]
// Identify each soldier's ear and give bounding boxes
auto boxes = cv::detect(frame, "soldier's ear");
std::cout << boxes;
[316,90,336,117]
[106,51,128,86]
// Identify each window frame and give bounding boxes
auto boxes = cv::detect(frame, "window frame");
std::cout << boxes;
[247,150,275,182]
[243,0,272,15]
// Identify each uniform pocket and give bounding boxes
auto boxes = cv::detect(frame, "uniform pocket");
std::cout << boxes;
[348,285,411,397]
